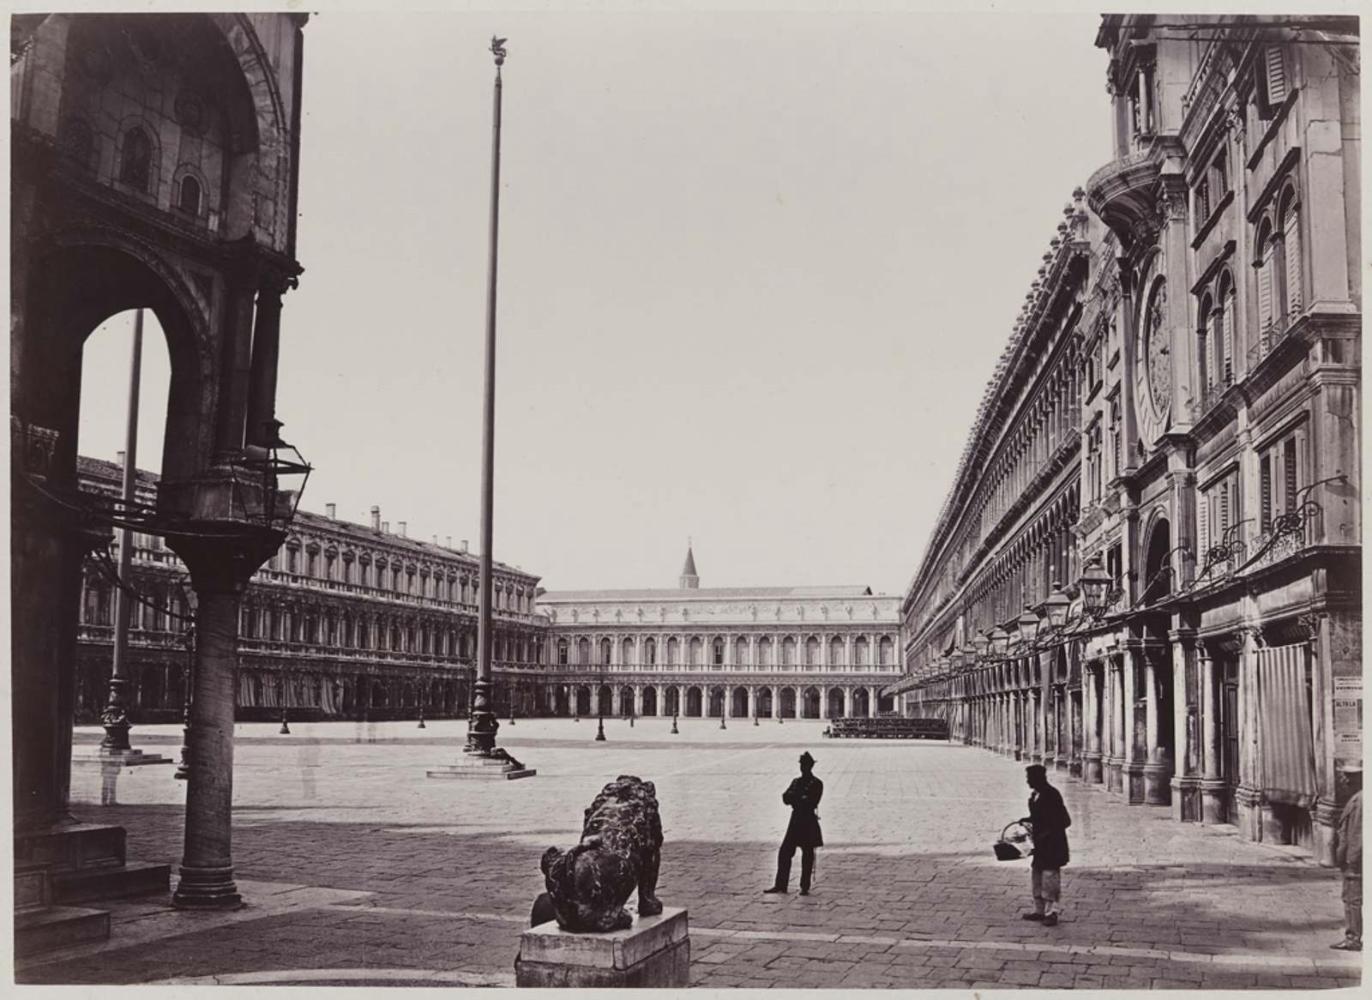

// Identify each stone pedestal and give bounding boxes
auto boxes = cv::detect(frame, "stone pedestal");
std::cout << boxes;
[1083,751,1103,785]
[1124,763,1147,804]
[1142,761,1172,806]
[1170,775,1200,822]
[1199,778,1229,825]
[1104,757,1123,793]
[515,906,689,988]
[427,753,535,780]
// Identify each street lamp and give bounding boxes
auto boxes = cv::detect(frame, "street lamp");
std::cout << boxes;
[1078,555,1114,618]
[1016,605,1042,648]
[1040,582,1072,631]
[988,627,1010,659]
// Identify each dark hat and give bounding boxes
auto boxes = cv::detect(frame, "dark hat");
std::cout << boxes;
[1025,764,1048,779]
[799,752,816,766]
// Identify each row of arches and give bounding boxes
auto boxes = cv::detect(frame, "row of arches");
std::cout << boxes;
[555,633,898,669]
[552,684,889,720]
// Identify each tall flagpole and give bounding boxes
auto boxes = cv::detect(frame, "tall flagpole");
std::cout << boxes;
[101,309,144,753]
[466,35,507,756]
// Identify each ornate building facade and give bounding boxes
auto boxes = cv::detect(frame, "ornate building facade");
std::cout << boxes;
[75,457,548,723]
[892,14,1360,865]
[537,548,902,720]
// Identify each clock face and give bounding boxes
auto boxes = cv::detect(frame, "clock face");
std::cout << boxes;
[1134,272,1171,449]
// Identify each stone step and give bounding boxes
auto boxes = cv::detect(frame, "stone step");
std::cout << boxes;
[427,764,537,780]
[15,864,52,912]
[53,861,171,904]
[15,905,110,957]
[16,822,127,872]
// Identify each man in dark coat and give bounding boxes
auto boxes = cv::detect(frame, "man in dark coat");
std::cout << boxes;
[764,751,824,896]
[1021,764,1070,926]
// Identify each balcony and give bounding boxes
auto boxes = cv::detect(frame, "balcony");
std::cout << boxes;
[1085,147,1161,244]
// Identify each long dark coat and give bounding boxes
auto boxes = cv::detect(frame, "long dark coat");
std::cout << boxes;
[783,773,824,848]
[1028,784,1071,870]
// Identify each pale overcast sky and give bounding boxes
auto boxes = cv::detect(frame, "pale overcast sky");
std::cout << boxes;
[77,8,1112,596]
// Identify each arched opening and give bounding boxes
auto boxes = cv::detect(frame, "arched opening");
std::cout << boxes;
[596,684,613,716]
[575,686,592,717]
[618,686,634,716]
[779,688,797,719]
[802,687,821,719]
[852,688,871,718]
[826,687,845,719]
[1143,517,1173,603]
[663,687,680,717]
[178,174,203,216]
[707,687,725,718]
[119,127,153,191]
[685,686,703,717]
[642,687,658,717]
[756,687,774,718]
[731,686,749,717]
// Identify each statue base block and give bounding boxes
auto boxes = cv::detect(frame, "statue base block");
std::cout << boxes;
[515,907,689,988]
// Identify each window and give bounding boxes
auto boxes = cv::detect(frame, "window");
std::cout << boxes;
[1211,149,1229,200]
[1194,176,1210,223]
[1198,470,1240,563]
[645,639,656,666]
[1106,544,1123,593]
[1278,187,1302,322]
[713,640,723,666]
[1131,61,1156,137]
[1108,391,1121,477]
[1259,429,1304,533]
[178,174,201,216]
[1257,46,1287,118]
[119,127,152,191]
[1086,419,1103,501]
[1255,218,1278,351]
[601,639,612,665]
[1216,272,1235,386]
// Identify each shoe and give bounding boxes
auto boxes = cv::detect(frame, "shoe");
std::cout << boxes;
[1021,912,1044,921]
[1043,913,1059,927]
[1331,939,1361,951]
[799,888,810,896]
[763,886,787,895]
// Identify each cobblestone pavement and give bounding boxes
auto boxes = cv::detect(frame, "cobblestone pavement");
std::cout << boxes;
[19,718,1364,990]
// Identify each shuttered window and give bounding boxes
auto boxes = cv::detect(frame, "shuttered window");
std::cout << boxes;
[1256,241,1274,353]
[1260,456,1273,532]
[1265,47,1287,107]
[1282,195,1302,318]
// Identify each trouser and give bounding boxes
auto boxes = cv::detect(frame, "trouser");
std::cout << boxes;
[774,836,815,891]
[1343,873,1362,943]
[1031,868,1062,916]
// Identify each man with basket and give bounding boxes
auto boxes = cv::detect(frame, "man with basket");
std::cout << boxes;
[1020,764,1071,926]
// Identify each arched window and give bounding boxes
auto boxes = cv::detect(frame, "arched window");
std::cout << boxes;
[178,174,202,216]
[119,127,152,191]
[645,638,656,665]
[1278,185,1301,322]
[712,639,724,666]
[1196,291,1213,393]
[1216,271,1235,386]
[1255,217,1277,352]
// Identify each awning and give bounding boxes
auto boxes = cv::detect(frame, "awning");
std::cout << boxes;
[1257,642,1318,806]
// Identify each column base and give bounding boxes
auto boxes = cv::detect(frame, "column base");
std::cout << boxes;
[1199,778,1230,825]
[1234,784,1264,841]
[1103,757,1123,793]
[1142,762,1173,806]
[172,865,243,910]
[1170,775,1201,822]
[1054,755,1071,775]
[1083,751,1103,785]
[1123,762,1146,804]
[1312,797,1340,867]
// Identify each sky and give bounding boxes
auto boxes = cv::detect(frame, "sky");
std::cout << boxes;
[77,8,1112,597]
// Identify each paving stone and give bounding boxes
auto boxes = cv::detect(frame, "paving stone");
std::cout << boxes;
[16,720,1362,991]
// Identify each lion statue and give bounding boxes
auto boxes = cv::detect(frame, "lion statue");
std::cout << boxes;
[540,775,664,932]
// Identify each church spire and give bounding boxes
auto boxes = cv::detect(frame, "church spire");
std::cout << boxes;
[679,539,699,589]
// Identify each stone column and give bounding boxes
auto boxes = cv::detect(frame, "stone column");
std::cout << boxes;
[1084,661,1103,784]
[1197,641,1225,823]
[1234,626,1266,842]
[1106,658,1125,793]
[170,529,279,909]
[1122,647,1144,803]
[1142,648,1172,806]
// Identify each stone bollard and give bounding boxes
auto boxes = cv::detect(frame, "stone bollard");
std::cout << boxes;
[516,908,689,988]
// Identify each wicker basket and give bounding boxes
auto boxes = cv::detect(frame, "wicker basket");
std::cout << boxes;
[992,821,1032,862]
